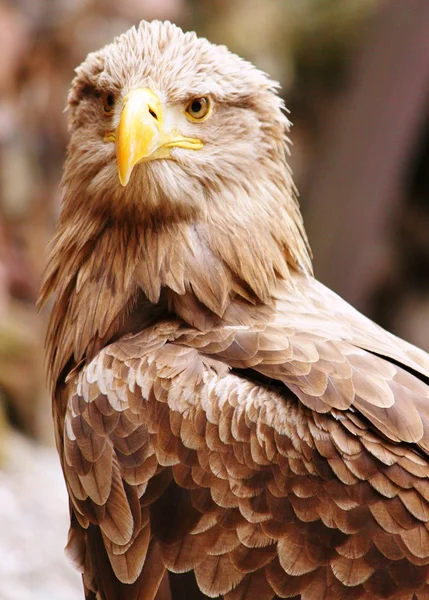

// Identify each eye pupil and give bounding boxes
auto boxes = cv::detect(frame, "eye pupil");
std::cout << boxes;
[103,93,115,113]
[191,100,202,114]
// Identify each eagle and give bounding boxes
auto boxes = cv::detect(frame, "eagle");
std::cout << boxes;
[38,20,429,600]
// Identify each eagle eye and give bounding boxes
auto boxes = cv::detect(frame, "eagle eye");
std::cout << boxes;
[185,97,211,121]
[102,92,116,114]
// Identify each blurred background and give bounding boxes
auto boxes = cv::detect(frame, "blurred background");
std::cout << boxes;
[0,0,428,597]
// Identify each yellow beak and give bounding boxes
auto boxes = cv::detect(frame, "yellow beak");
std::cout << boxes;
[114,88,203,186]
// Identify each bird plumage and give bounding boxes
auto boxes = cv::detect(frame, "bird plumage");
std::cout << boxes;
[39,20,429,600]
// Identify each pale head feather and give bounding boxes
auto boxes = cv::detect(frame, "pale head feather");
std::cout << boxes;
[64,20,311,270]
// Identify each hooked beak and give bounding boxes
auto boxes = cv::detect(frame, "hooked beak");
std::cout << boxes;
[108,88,203,186]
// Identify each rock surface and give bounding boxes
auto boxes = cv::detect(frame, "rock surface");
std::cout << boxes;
[0,432,81,600]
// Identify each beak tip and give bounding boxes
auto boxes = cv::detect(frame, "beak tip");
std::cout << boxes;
[117,158,131,186]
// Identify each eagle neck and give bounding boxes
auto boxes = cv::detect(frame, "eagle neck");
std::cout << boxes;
[40,181,310,387]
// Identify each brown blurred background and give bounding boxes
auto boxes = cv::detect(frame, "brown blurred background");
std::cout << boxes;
[0,0,428,597]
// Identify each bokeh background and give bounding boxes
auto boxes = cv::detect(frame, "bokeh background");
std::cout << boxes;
[0,0,428,597]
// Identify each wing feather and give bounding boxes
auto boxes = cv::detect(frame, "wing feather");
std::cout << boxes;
[58,277,429,599]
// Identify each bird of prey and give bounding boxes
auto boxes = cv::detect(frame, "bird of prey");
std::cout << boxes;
[38,20,429,600]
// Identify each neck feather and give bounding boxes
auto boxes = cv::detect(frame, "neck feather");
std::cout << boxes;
[39,175,312,388]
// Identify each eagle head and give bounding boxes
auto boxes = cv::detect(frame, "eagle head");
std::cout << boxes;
[64,20,295,225]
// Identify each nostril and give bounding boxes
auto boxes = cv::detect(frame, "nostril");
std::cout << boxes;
[148,107,158,120]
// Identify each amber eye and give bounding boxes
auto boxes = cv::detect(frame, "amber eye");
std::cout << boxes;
[102,92,115,114]
[185,97,211,121]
